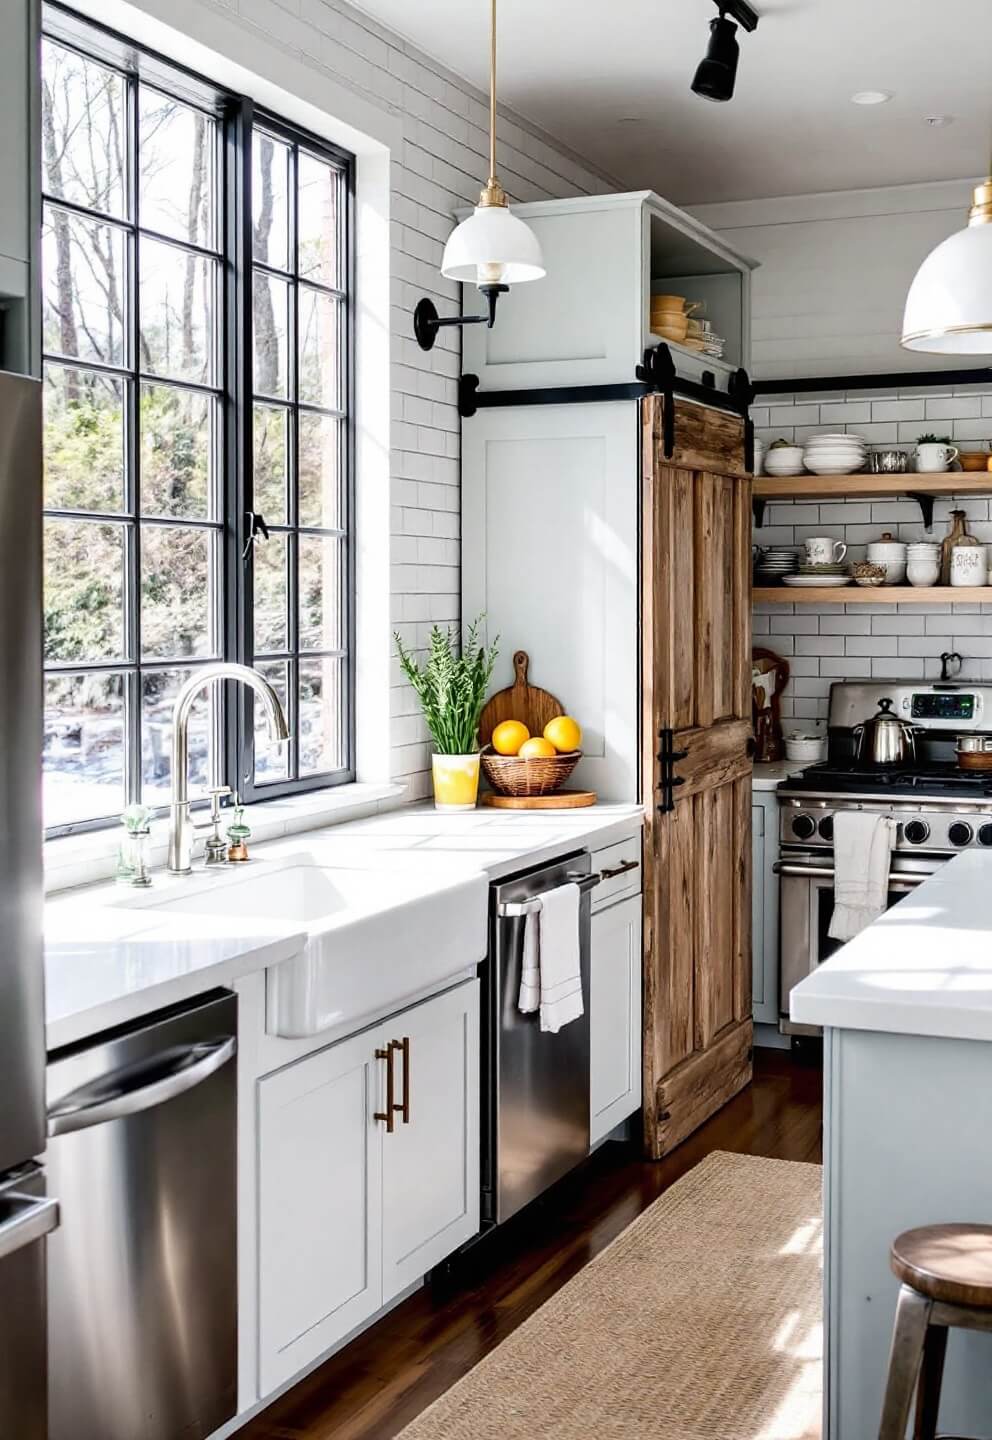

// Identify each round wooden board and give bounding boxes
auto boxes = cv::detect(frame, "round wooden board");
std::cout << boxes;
[480,790,597,810]
[478,651,564,749]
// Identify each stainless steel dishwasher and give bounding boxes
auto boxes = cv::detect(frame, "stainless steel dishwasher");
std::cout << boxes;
[46,990,238,1440]
[483,852,598,1226]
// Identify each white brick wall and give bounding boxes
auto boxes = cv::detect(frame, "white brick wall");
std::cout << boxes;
[755,388,992,722]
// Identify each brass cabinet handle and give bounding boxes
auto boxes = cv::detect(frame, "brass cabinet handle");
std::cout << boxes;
[374,1045,395,1132]
[393,1037,410,1125]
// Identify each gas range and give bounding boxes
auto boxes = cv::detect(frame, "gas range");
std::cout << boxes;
[774,680,992,1037]
[777,681,992,860]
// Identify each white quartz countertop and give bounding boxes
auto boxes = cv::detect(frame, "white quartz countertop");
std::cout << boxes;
[790,850,992,1042]
[45,801,643,1050]
[752,760,803,791]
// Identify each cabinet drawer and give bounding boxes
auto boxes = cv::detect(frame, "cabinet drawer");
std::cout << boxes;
[591,834,642,912]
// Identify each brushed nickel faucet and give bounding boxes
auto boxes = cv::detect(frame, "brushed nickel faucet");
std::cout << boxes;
[168,663,290,874]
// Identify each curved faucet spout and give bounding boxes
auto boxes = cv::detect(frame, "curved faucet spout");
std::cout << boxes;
[168,663,290,872]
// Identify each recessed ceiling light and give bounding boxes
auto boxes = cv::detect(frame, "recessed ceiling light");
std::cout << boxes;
[924,114,954,128]
[851,90,894,106]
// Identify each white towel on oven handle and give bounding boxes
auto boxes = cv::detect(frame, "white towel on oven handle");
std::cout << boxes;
[828,811,897,942]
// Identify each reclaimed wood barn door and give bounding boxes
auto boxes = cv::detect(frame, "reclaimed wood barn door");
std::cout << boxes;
[641,394,753,1160]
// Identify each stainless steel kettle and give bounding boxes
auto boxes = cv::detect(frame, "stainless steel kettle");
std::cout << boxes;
[853,698,918,767]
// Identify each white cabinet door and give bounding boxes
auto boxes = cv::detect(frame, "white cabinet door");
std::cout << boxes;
[462,403,640,800]
[590,896,642,1146]
[752,791,780,1027]
[257,1028,382,1394]
[752,803,766,1013]
[381,981,480,1303]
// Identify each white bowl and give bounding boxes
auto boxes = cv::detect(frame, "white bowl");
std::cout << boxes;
[785,735,828,763]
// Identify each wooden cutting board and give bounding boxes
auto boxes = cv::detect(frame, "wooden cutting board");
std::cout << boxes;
[481,790,597,810]
[478,651,564,748]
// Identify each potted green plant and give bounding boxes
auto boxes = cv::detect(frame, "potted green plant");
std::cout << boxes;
[395,616,499,811]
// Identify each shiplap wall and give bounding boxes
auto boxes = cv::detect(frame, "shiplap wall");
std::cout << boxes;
[100,0,617,801]
[692,181,992,722]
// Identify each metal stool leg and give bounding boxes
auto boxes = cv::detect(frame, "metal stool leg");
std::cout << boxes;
[913,1323,947,1440]
[879,1284,934,1440]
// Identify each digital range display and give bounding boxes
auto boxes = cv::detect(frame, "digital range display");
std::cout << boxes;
[911,693,976,720]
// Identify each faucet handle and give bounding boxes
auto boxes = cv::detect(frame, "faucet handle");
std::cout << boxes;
[207,785,232,822]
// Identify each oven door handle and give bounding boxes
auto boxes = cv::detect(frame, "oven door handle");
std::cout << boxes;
[774,861,927,890]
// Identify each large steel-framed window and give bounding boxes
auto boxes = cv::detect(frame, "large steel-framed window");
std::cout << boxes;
[243,116,355,798]
[39,5,355,837]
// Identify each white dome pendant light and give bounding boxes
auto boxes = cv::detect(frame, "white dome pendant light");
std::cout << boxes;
[413,0,545,352]
[902,165,992,354]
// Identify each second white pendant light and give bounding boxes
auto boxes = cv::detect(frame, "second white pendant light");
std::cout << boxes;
[902,179,992,355]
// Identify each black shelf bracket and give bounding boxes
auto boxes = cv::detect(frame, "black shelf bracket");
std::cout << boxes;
[906,492,937,531]
[752,497,767,529]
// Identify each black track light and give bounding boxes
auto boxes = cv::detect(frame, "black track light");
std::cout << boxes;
[691,1,758,104]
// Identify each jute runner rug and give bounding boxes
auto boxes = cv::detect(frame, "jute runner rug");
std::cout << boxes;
[399,1150,823,1439]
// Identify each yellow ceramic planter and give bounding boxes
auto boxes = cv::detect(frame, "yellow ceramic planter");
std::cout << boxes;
[431,752,481,812]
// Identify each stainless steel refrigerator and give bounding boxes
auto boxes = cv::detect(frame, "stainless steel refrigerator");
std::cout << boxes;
[0,370,58,1439]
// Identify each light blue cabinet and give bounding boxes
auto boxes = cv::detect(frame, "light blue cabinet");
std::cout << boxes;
[751,790,780,1027]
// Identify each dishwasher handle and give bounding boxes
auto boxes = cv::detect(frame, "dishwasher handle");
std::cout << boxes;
[48,1035,237,1138]
[497,871,599,918]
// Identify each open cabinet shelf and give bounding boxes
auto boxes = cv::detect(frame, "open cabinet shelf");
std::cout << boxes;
[754,473,992,502]
[754,586,992,605]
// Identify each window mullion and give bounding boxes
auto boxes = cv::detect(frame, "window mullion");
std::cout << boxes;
[127,68,142,806]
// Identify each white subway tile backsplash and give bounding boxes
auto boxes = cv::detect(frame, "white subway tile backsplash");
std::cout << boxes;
[820,656,871,677]
[769,404,821,426]
[873,658,925,678]
[952,418,992,442]
[871,615,925,635]
[872,400,925,423]
[926,396,983,421]
[818,401,872,424]
[819,615,872,635]
[846,636,895,657]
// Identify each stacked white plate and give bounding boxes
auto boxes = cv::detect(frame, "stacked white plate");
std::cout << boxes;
[802,433,868,476]
[755,546,799,583]
[783,573,852,588]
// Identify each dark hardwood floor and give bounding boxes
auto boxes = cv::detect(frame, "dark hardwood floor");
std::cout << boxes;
[242,1047,822,1440]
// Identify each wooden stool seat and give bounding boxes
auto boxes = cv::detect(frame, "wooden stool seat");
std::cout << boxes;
[891,1224,992,1308]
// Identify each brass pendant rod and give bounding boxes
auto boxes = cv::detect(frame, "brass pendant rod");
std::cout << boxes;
[489,0,497,186]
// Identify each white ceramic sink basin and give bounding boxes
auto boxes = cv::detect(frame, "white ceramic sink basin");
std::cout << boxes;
[114,853,488,1038]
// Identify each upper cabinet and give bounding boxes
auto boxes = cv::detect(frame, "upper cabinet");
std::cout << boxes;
[460,191,757,393]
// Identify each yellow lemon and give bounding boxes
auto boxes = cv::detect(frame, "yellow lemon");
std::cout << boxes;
[491,719,530,756]
[543,715,582,753]
[519,737,556,759]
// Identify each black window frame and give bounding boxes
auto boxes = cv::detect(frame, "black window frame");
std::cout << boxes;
[40,2,356,839]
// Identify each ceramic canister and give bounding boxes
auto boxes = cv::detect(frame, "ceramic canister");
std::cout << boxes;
[950,544,988,587]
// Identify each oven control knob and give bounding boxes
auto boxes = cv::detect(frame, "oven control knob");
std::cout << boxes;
[949,822,974,847]
[904,820,930,846]
[818,816,834,841]
[791,814,817,841]
[980,824,992,847]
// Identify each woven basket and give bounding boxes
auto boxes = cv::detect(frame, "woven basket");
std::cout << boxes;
[480,745,581,797]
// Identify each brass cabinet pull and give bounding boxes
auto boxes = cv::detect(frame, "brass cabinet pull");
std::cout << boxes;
[393,1037,410,1125]
[374,1045,395,1132]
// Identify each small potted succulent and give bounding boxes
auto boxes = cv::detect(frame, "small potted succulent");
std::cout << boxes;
[395,616,498,811]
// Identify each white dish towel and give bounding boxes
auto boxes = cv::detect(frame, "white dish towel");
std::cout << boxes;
[517,881,584,1033]
[828,811,897,942]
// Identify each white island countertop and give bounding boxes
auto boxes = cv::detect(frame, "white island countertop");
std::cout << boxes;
[790,850,992,1042]
[45,801,643,1050]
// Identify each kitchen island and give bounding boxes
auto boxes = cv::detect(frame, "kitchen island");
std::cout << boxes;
[791,851,992,1439]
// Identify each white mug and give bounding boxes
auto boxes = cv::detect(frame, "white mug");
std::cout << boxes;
[915,442,959,472]
[804,536,847,565]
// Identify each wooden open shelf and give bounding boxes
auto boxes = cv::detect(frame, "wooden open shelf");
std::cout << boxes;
[754,586,992,605]
[753,473,992,502]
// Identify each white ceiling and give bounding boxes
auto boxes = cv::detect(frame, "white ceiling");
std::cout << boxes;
[350,0,992,204]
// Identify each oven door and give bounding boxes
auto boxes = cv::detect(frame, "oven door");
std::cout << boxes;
[777,859,929,1033]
